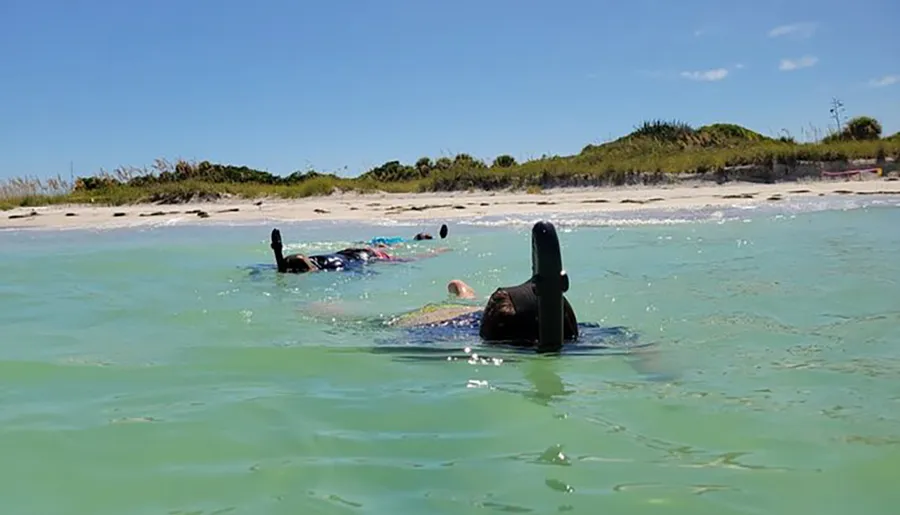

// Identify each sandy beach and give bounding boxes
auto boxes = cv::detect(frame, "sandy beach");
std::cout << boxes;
[3,178,899,231]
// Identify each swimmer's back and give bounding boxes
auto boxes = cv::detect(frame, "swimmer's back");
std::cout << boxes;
[308,247,389,271]
[338,248,391,262]
[308,253,350,270]
[387,303,482,329]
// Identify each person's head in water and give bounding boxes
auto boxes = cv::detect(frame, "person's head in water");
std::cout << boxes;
[270,229,318,273]
[446,279,578,346]
[414,224,450,241]
[479,280,579,345]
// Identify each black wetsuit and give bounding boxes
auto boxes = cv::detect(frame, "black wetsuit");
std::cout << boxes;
[308,248,386,271]
[390,280,582,347]
[395,309,641,352]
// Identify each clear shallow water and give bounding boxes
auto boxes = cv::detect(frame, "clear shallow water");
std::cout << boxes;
[2,198,899,514]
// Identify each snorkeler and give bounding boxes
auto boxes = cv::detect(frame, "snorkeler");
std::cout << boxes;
[388,276,580,354]
[444,220,572,352]
[270,228,449,274]
[305,221,664,378]
[369,224,449,247]
[388,275,662,374]
[316,221,577,353]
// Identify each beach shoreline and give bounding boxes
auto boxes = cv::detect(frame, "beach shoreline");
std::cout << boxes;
[3,177,899,231]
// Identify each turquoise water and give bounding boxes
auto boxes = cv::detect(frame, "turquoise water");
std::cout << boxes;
[2,197,900,514]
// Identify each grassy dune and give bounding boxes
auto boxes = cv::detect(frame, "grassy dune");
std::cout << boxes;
[3,121,899,210]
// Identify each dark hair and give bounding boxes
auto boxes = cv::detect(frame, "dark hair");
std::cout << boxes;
[479,281,578,345]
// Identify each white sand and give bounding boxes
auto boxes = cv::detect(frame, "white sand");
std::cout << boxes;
[3,178,899,231]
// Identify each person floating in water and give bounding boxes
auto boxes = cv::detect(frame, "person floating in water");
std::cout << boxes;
[387,276,582,350]
[384,276,664,378]
[424,220,573,352]
[368,224,449,247]
[306,221,666,379]
[270,228,450,274]
[311,221,588,353]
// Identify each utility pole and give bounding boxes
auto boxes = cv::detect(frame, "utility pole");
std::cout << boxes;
[829,98,845,134]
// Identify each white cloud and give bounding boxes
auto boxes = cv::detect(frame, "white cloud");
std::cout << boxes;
[768,22,817,39]
[868,75,899,88]
[680,68,729,81]
[779,56,818,71]
[734,63,745,69]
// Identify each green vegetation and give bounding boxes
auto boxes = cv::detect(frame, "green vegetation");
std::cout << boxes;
[822,115,884,142]
[3,117,899,210]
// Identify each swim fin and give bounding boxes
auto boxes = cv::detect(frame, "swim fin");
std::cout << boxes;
[530,221,569,354]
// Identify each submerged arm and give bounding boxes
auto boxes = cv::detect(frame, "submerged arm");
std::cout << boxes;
[304,278,481,328]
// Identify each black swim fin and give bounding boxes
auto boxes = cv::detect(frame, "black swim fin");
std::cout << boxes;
[530,221,569,354]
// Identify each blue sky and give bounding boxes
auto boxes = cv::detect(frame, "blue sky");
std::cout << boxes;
[2,0,898,180]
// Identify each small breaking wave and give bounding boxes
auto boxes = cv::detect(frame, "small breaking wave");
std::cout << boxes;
[453,195,900,229]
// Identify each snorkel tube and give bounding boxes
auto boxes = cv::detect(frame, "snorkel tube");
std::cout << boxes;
[530,221,569,354]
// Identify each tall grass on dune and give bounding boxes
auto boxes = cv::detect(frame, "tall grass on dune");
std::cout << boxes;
[0,175,74,210]
[3,120,898,210]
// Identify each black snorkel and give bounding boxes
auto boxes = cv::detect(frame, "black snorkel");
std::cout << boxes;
[271,228,288,273]
[530,221,569,354]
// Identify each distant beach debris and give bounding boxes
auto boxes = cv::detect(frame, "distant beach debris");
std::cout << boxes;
[821,167,883,180]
